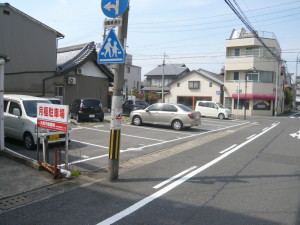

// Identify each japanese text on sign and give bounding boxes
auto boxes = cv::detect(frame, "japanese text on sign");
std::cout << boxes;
[37,103,68,132]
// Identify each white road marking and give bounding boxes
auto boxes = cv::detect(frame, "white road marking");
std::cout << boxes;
[122,124,191,135]
[263,127,269,131]
[79,127,165,141]
[71,140,108,149]
[202,123,228,127]
[97,122,280,225]
[153,166,198,189]
[219,144,237,154]
[246,134,256,140]
[68,122,250,165]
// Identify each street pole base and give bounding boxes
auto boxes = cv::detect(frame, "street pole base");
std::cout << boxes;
[108,159,119,182]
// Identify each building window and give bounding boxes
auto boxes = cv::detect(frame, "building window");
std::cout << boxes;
[126,66,130,73]
[209,82,212,87]
[234,99,249,109]
[177,83,180,87]
[55,86,63,97]
[188,81,200,89]
[253,100,271,110]
[224,97,232,109]
[246,72,259,82]
[246,47,259,57]
[260,71,273,83]
[234,48,240,56]
[233,72,239,80]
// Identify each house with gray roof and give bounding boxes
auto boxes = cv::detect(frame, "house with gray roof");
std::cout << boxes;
[142,64,190,102]
[164,68,224,109]
[56,42,114,109]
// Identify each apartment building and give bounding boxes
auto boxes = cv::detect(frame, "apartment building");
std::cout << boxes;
[224,28,285,117]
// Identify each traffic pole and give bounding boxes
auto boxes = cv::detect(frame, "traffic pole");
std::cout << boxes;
[108,6,129,181]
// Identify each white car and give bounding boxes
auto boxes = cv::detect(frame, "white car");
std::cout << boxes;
[4,94,72,150]
[195,101,231,119]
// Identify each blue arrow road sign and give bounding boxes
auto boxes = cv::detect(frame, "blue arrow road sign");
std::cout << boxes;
[98,29,125,64]
[101,0,128,18]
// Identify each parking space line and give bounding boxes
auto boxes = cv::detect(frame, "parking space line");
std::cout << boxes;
[137,122,250,150]
[78,127,165,141]
[122,124,191,135]
[71,140,108,149]
[67,122,250,165]
[201,123,228,127]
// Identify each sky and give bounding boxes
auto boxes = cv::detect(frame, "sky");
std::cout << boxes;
[2,0,300,81]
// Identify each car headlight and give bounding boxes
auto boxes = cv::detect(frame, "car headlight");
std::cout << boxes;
[35,125,47,133]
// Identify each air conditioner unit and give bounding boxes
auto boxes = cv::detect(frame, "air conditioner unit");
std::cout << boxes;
[68,77,76,85]
[76,68,83,74]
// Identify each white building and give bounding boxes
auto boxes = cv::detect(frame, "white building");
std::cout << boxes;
[224,28,285,117]
[164,69,224,109]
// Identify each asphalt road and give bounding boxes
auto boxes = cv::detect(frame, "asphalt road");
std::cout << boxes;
[2,113,300,225]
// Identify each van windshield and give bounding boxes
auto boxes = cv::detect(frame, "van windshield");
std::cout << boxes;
[23,100,50,117]
[216,103,225,108]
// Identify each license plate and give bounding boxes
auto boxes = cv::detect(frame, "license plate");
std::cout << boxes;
[89,114,95,118]
[49,134,59,141]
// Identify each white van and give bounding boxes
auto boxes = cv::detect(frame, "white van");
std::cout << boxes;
[4,95,72,150]
[195,101,231,119]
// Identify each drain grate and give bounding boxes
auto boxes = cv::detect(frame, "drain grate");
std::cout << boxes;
[0,195,31,210]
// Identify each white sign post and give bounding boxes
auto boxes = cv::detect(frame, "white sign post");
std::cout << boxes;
[37,103,69,168]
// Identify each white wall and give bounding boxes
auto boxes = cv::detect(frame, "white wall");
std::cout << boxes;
[165,71,222,103]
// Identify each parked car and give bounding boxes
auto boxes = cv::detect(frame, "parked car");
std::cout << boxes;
[3,94,72,150]
[70,98,104,122]
[195,101,231,119]
[130,103,201,130]
[44,97,62,105]
[122,100,149,116]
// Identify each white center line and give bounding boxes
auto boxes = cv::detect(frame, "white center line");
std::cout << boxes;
[219,144,237,154]
[246,134,256,140]
[153,166,198,189]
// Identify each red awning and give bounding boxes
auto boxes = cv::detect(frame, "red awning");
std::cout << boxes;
[232,94,275,100]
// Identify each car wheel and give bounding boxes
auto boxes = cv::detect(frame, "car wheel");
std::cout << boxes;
[24,132,35,150]
[172,119,183,131]
[218,113,225,120]
[132,116,142,126]
[75,114,81,122]
[99,118,104,122]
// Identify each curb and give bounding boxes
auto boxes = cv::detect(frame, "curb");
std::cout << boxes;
[0,148,42,171]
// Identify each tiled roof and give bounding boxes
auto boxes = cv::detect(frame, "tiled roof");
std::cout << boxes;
[56,42,114,82]
[57,42,95,71]
[145,64,189,76]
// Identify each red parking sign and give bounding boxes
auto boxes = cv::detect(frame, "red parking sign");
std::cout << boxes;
[37,103,68,132]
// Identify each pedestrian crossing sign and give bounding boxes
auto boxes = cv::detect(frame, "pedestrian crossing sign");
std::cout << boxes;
[98,28,125,64]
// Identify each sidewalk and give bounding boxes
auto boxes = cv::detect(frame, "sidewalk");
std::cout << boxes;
[0,149,59,200]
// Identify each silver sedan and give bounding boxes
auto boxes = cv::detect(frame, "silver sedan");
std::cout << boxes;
[130,103,201,130]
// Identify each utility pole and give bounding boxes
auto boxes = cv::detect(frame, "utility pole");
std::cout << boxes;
[244,74,247,120]
[274,60,281,116]
[108,5,129,181]
[161,53,166,103]
[0,54,8,151]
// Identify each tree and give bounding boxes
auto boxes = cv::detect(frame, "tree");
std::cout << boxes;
[284,89,293,106]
